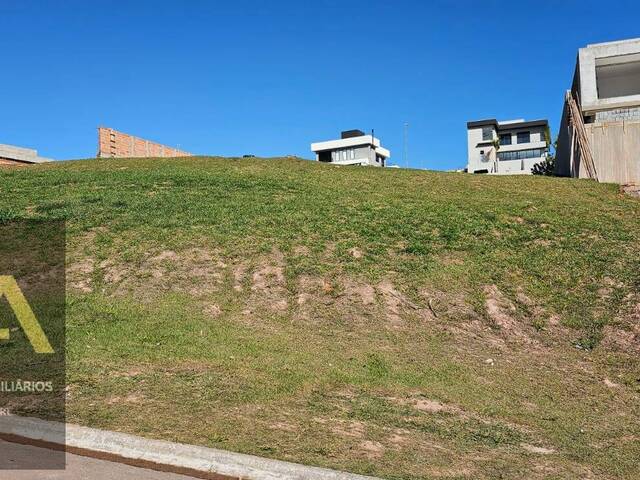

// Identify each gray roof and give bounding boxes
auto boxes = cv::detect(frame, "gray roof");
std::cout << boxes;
[0,143,52,164]
[466,119,548,130]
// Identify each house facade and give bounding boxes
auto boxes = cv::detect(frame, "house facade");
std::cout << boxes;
[555,38,640,184]
[0,143,52,167]
[467,119,549,175]
[311,130,390,167]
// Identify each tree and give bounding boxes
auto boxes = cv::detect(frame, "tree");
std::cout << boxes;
[532,127,556,176]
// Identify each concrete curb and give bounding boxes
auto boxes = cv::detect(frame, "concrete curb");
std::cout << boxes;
[0,415,379,480]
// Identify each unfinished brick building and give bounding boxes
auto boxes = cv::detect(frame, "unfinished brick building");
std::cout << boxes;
[97,127,192,158]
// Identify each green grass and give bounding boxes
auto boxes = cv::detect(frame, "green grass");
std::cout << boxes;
[1,156,639,479]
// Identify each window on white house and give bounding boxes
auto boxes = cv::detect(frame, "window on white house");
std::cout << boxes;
[499,134,512,145]
[350,149,355,159]
[342,150,347,160]
[497,148,546,161]
[517,131,530,144]
[482,127,493,141]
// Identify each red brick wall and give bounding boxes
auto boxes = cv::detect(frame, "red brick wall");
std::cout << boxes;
[97,127,192,158]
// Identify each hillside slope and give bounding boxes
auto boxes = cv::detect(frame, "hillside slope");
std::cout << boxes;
[1,156,639,479]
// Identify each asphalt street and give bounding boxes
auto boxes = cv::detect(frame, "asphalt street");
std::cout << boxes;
[0,439,199,479]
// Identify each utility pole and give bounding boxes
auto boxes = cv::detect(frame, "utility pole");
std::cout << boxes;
[403,122,409,168]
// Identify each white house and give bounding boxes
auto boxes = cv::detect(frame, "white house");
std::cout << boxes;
[466,119,549,175]
[311,130,390,167]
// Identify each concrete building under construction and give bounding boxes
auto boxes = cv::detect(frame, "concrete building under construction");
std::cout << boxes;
[556,38,640,184]
[0,143,52,167]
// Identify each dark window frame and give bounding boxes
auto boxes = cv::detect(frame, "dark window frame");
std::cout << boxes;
[517,131,531,144]
[499,134,512,146]
[497,148,546,161]
[482,127,493,141]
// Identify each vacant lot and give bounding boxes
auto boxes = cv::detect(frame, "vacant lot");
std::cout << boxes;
[1,156,639,479]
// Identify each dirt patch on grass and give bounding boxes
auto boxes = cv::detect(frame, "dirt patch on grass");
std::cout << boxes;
[270,421,298,433]
[296,275,324,307]
[423,288,505,350]
[249,249,288,312]
[232,262,247,291]
[413,398,459,414]
[342,279,376,306]
[484,285,537,344]
[112,367,146,378]
[107,393,145,405]
[358,440,385,459]
[387,395,465,416]
[376,280,428,327]
[521,443,556,455]
[435,251,466,266]
[419,289,474,322]
[327,419,367,439]
[67,257,95,293]
[377,280,405,326]
[292,245,310,256]
[601,324,640,354]
[295,275,329,321]
[601,301,640,354]
[293,276,391,326]
[96,247,227,300]
[100,259,128,284]
[203,303,222,317]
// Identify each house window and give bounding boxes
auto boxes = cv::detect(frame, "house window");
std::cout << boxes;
[499,134,512,146]
[482,127,493,141]
[350,149,355,159]
[497,148,546,161]
[517,131,530,144]
[342,150,347,160]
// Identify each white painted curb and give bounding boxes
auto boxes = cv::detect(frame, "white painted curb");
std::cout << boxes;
[0,415,379,480]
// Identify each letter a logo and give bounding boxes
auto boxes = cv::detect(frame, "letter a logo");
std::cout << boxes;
[0,276,54,353]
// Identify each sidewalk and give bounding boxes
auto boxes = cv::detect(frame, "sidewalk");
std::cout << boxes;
[0,416,379,480]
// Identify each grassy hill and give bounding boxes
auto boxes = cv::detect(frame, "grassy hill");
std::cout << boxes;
[1,156,640,479]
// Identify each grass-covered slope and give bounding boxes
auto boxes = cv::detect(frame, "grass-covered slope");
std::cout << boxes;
[1,156,639,479]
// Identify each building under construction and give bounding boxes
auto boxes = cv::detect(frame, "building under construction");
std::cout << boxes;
[556,38,640,184]
[97,127,192,159]
[0,143,52,166]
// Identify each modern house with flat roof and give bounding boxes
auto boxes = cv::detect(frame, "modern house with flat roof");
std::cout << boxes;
[311,130,390,167]
[0,143,52,167]
[556,38,640,184]
[466,118,549,175]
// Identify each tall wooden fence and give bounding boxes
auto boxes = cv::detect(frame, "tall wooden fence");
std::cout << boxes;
[584,120,640,184]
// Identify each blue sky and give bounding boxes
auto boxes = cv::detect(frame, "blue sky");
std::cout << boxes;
[1,0,638,170]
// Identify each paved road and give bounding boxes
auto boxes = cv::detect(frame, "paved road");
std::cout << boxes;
[0,440,198,479]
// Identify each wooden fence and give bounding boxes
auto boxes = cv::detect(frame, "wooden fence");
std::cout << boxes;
[584,120,640,184]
